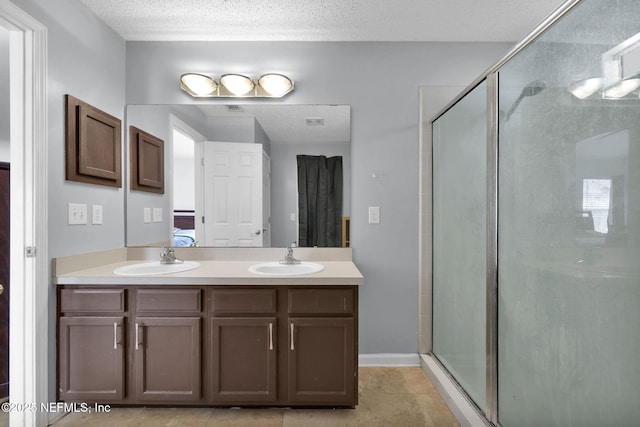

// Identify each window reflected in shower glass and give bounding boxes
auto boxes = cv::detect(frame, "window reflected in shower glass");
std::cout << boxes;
[582,178,611,234]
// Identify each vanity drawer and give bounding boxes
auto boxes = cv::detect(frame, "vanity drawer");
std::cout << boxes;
[136,289,202,313]
[60,288,126,313]
[288,288,354,315]
[211,289,277,314]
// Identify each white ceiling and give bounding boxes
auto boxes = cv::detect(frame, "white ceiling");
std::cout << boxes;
[197,104,351,145]
[79,0,567,43]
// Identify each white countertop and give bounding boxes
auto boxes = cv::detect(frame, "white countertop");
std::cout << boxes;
[55,259,364,286]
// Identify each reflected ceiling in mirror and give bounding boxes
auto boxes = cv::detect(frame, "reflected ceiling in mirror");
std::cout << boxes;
[125,104,351,249]
[196,104,350,144]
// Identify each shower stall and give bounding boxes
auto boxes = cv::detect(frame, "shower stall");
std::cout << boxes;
[422,0,640,425]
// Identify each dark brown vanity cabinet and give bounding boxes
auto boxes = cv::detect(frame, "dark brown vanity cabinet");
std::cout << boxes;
[58,289,126,402]
[209,287,358,407]
[210,288,278,403]
[287,288,357,405]
[58,285,358,407]
[133,289,203,402]
[58,287,204,404]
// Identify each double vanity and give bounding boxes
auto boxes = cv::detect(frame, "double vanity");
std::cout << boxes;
[54,247,363,408]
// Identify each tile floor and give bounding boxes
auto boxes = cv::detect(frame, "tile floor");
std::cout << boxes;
[1,367,459,427]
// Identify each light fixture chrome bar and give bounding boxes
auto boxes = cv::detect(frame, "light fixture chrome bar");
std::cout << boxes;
[602,31,640,84]
[485,72,499,425]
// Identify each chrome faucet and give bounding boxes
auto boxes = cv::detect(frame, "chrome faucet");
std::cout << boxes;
[160,246,183,264]
[280,243,301,265]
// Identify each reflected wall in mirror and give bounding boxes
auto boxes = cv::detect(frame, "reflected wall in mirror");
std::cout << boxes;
[125,104,351,248]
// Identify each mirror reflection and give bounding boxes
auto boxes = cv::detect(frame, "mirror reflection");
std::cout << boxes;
[125,104,351,248]
[575,129,630,247]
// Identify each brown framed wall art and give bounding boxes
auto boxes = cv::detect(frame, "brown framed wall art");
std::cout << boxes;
[65,95,122,188]
[129,126,165,194]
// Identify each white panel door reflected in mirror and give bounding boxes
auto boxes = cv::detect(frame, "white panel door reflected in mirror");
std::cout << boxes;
[125,104,351,248]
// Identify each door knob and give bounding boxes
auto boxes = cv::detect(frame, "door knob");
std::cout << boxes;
[0,284,3,295]
[254,229,261,235]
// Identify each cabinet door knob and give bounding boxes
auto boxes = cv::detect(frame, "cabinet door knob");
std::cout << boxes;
[0,284,3,295]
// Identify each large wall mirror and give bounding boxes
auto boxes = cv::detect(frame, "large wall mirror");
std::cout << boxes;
[125,104,351,248]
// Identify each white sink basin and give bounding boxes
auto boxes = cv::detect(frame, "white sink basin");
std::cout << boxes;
[248,261,325,276]
[113,261,200,276]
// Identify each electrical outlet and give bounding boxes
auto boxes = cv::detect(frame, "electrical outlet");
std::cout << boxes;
[152,207,163,223]
[368,206,380,224]
[68,203,88,225]
[92,205,103,225]
[144,208,151,223]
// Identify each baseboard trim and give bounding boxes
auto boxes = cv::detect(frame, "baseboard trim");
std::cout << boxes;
[358,353,420,367]
[420,354,490,427]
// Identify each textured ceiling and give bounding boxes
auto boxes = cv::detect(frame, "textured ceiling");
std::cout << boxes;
[79,0,567,42]
[94,0,568,143]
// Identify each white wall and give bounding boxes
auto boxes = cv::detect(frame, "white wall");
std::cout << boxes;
[125,41,513,355]
[14,0,127,257]
[125,104,209,245]
[0,27,9,162]
[12,0,127,404]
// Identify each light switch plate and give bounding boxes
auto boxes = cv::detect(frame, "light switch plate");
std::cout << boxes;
[152,207,163,223]
[368,206,380,224]
[92,205,103,225]
[143,207,151,223]
[68,203,88,225]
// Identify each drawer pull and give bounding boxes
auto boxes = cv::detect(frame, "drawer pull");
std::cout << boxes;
[290,323,295,351]
[269,323,273,351]
[135,323,141,350]
[113,322,118,350]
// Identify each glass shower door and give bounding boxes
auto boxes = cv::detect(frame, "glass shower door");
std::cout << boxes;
[432,81,487,410]
[497,0,640,425]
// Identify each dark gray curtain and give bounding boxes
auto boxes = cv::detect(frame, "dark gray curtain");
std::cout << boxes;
[297,155,343,247]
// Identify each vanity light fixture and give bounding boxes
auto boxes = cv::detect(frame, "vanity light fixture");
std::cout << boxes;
[258,73,294,97]
[180,73,218,97]
[220,74,255,96]
[602,77,640,98]
[568,77,604,99]
[597,31,640,99]
[180,72,294,98]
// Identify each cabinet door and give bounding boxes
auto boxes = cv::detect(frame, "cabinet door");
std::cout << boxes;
[134,317,201,401]
[288,317,355,405]
[211,317,277,403]
[59,316,125,401]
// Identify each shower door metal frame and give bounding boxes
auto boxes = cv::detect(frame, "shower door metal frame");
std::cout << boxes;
[485,72,499,425]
